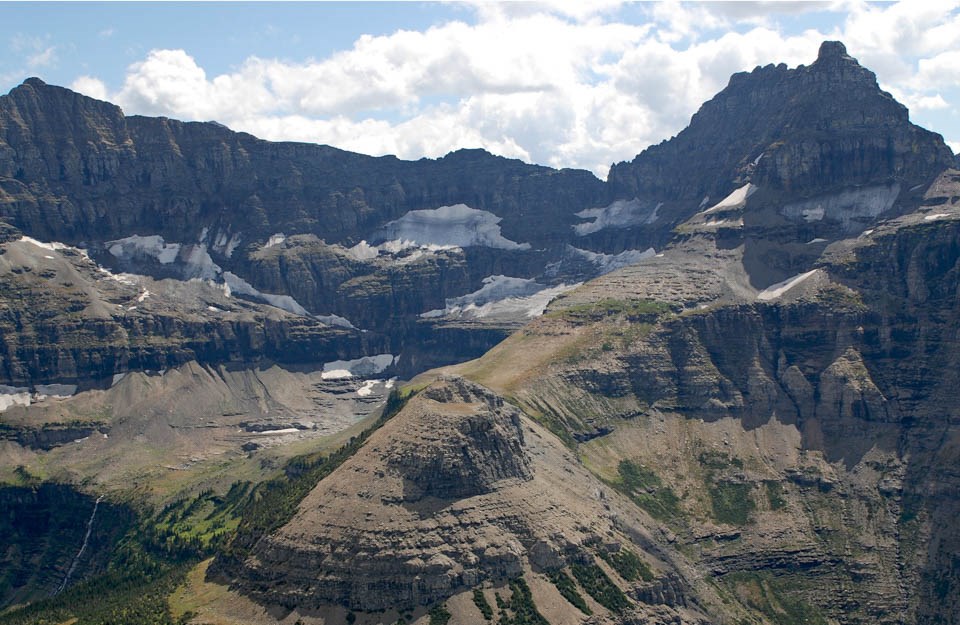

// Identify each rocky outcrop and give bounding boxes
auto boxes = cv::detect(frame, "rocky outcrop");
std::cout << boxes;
[226,377,628,612]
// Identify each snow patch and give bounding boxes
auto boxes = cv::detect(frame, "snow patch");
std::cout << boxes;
[264,233,286,249]
[357,380,379,397]
[924,213,951,221]
[569,246,655,275]
[108,235,181,265]
[574,198,661,235]
[210,231,242,258]
[322,354,397,379]
[781,184,900,234]
[250,428,300,436]
[757,270,820,302]
[316,314,358,330]
[703,183,756,214]
[806,238,829,244]
[0,386,30,412]
[223,272,310,316]
[375,204,530,250]
[18,236,71,252]
[422,275,577,319]
[347,240,380,260]
[111,373,128,387]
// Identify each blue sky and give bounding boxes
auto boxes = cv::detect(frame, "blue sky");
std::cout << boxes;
[2,1,958,178]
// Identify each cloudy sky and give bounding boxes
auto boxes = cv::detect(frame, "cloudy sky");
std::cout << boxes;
[2,1,958,178]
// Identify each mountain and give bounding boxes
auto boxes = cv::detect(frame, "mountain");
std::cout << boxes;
[1,41,959,625]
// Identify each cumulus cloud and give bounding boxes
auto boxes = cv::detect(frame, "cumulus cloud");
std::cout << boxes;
[70,75,109,101]
[76,1,960,178]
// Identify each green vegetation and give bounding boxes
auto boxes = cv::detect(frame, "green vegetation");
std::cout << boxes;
[614,459,681,521]
[473,588,494,620]
[221,389,412,564]
[547,570,591,615]
[428,604,452,625]
[570,563,631,615]
[498,577,550,625]
[697,450,755,525]
[709,481,755,526]
[724,572,829,625]
[1,389,415,625]
[598,548,654,582]
[765,481,787,511]
[548,298,673,324]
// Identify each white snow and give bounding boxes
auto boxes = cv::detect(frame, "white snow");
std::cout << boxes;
[250,428,300,436]
[347,240,380,260]
[806,238,828,244]
[703,183,757,214]
[322,354,397,379]
[422,276,577,319]
[108,235,181,265]
[137,289,150,303]
[180,244,220,280]
[0,385,30,412]
[264,233,286,249]
[44,255,54,260]
[18,236,71,252]
[752,153,764,166]
[199,227,209,243]
[569,246,656,275]
[756,269,820,302]
[698,196,711,209]
[207,305,224,312]
[574,198,661,235]
[35,384,77,398]
[111,373,128,387]
[924,213,951,221]
[210,231,242,258]
[356,380,379,397]
[315,314,358,330]
[781,184,900,233]
[374,204,530,250]
[223,272,310,316]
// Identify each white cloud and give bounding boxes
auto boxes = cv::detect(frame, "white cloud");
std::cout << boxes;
[70,75,109,101]
[27,46,56,69]
[74,1,960,179]
[947,140,960,155]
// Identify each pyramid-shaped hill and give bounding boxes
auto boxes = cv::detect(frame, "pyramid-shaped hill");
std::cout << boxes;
[606,41,953,223]
[219,377,694,617]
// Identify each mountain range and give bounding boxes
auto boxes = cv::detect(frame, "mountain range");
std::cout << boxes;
[0,41,958,625]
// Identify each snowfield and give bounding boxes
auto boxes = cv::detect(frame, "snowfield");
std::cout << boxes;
[703,183,756,214]
[756,269,820,301]
[422,275,577,320]
[781,184,900,233]
[374,204,531,250]
[322,354,397,379]
[574,198,661,235]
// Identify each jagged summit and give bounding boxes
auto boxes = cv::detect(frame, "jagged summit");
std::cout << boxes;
[608,41,952,206]
[816,39,851,61]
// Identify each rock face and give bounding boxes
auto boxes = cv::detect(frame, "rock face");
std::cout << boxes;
[227,377,625,612]
[606,41,953,245]
[442,168,960,624]
[0,42,954,387]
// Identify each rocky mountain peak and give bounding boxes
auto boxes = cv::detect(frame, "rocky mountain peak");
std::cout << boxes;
[816,39,851,62]
[608,40,952,206]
